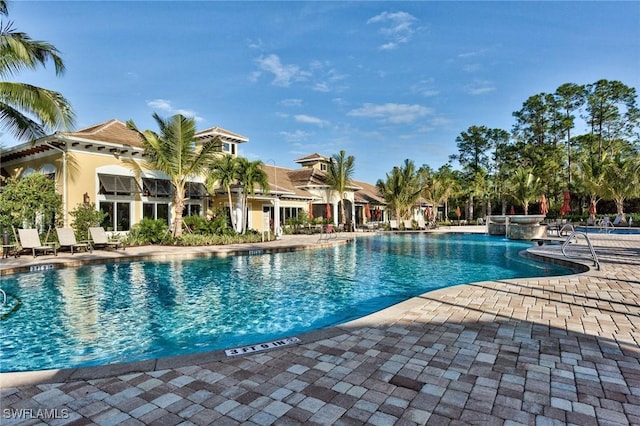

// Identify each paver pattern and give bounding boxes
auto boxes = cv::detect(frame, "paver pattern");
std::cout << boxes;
[1,230,639,425]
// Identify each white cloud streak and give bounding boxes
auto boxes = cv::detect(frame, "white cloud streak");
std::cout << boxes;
[348,103,432,124]
[146,99,203,122]
[295,114,329,127]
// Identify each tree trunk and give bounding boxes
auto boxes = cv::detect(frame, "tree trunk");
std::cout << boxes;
[172,193,186,237]
[226,187,236,231]
[615,198,627,223]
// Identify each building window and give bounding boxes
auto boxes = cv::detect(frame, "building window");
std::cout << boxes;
[100,201,131,231]
[280,207,302,221]
[143,202,170,224]
[320,163,327,171]
[183,204,201,217]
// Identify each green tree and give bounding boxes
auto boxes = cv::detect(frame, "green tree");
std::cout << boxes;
[601,145,640,222]
[127,113,221,237]
[324,150,355,226]
[419,165,458,226]
[207,155,240,232]
[236,157,269,233]
[508,169,542,215]
[0,1,75,142]
[583,79,639,159]
[0,173,62,231]
[377,159,421,223]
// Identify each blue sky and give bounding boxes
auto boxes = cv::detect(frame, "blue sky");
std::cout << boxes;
[7,1,640,183]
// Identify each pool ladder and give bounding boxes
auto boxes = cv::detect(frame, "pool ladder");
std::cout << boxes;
[561,230,600,270]
[0,289,6,305]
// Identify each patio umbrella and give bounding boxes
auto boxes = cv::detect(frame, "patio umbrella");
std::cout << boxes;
[325,203,332,219]
[589,200,596,218]
[540,194,549,215]
[510,205,515,215]
[560,191,571,216]
[365,204,371,220]
[308,202,313,219]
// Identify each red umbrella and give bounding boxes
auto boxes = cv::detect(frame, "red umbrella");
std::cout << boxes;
[540,194,549,215]
[589,200,596,217]
[455,206,461,218]
[560,191,571,216]
[325,203,332,219]
[365,204,371,220]
[510,205,515,215]
[308,202,314,219]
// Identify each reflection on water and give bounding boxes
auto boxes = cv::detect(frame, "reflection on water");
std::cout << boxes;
[0,234,571,372]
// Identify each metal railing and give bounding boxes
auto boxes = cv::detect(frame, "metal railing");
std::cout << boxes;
[561,229,600,270]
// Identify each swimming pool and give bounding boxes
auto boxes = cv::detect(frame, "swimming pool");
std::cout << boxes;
[0,234,572,373]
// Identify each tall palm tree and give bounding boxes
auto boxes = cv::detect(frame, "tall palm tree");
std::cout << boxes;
[236,157,269,233]
[207,155,240,232]
[324,150,355,226]
[127,113,221,237]
[0,2,75,142]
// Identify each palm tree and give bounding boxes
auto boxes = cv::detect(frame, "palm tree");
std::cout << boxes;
[377,159,421,223]
[236,157,269,233]
[601,148,640,223]
[324,150,355,226]
[0,2,75,142]
[508,168,542,215]
[207,155,240,232]
[127,113,221,237]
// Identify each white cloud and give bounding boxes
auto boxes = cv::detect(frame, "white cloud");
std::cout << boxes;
[367,11,417,50]
[465,80,496,95]
[255,54,302,87]
[147,99,172,111]
[279,98,303,107]
[295,114,329,127]
[348,103,432,124]
[280,130,310,143]
[411,79,440,97]
[146,99,203,122]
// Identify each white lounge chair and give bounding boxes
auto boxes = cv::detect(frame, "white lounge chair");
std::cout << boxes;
[417,217,427,230]
[403,220,413,230]
[389,220,399,230]
[89,227,124,250]
[56,227,92,254]
[17,228,57,258]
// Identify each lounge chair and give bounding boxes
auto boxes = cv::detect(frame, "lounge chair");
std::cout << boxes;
[403,220,413,230]
[56,227,92,254]
[389,220,399,230]
[417,217,427,230]
[17,228,57,258]
[89,227,124,250]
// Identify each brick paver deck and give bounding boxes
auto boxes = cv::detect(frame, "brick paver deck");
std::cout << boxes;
[1,229,639,425]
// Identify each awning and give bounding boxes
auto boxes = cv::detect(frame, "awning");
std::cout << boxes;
[98,174,141,194]
[142,178,173,197]
[185,182,208,199]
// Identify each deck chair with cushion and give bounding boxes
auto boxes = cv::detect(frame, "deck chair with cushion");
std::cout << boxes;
[403,219,413,230]
[56,228,92,254]
[89,227,124,250]
[17,228,57,258]
[389,220,399,230]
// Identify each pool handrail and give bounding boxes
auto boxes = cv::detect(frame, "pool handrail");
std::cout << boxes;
[561,229,600,271]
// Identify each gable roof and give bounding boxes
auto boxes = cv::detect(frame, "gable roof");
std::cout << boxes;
[62,119,144,147]
[195,126,249,144]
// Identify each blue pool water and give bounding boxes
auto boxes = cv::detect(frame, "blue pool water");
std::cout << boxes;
[0,234,572,372]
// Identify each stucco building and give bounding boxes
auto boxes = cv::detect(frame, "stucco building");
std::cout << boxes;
[1,119,386,234]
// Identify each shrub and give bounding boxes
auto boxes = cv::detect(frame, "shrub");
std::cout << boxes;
[69,202,107,241]
[127,219,171,245]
